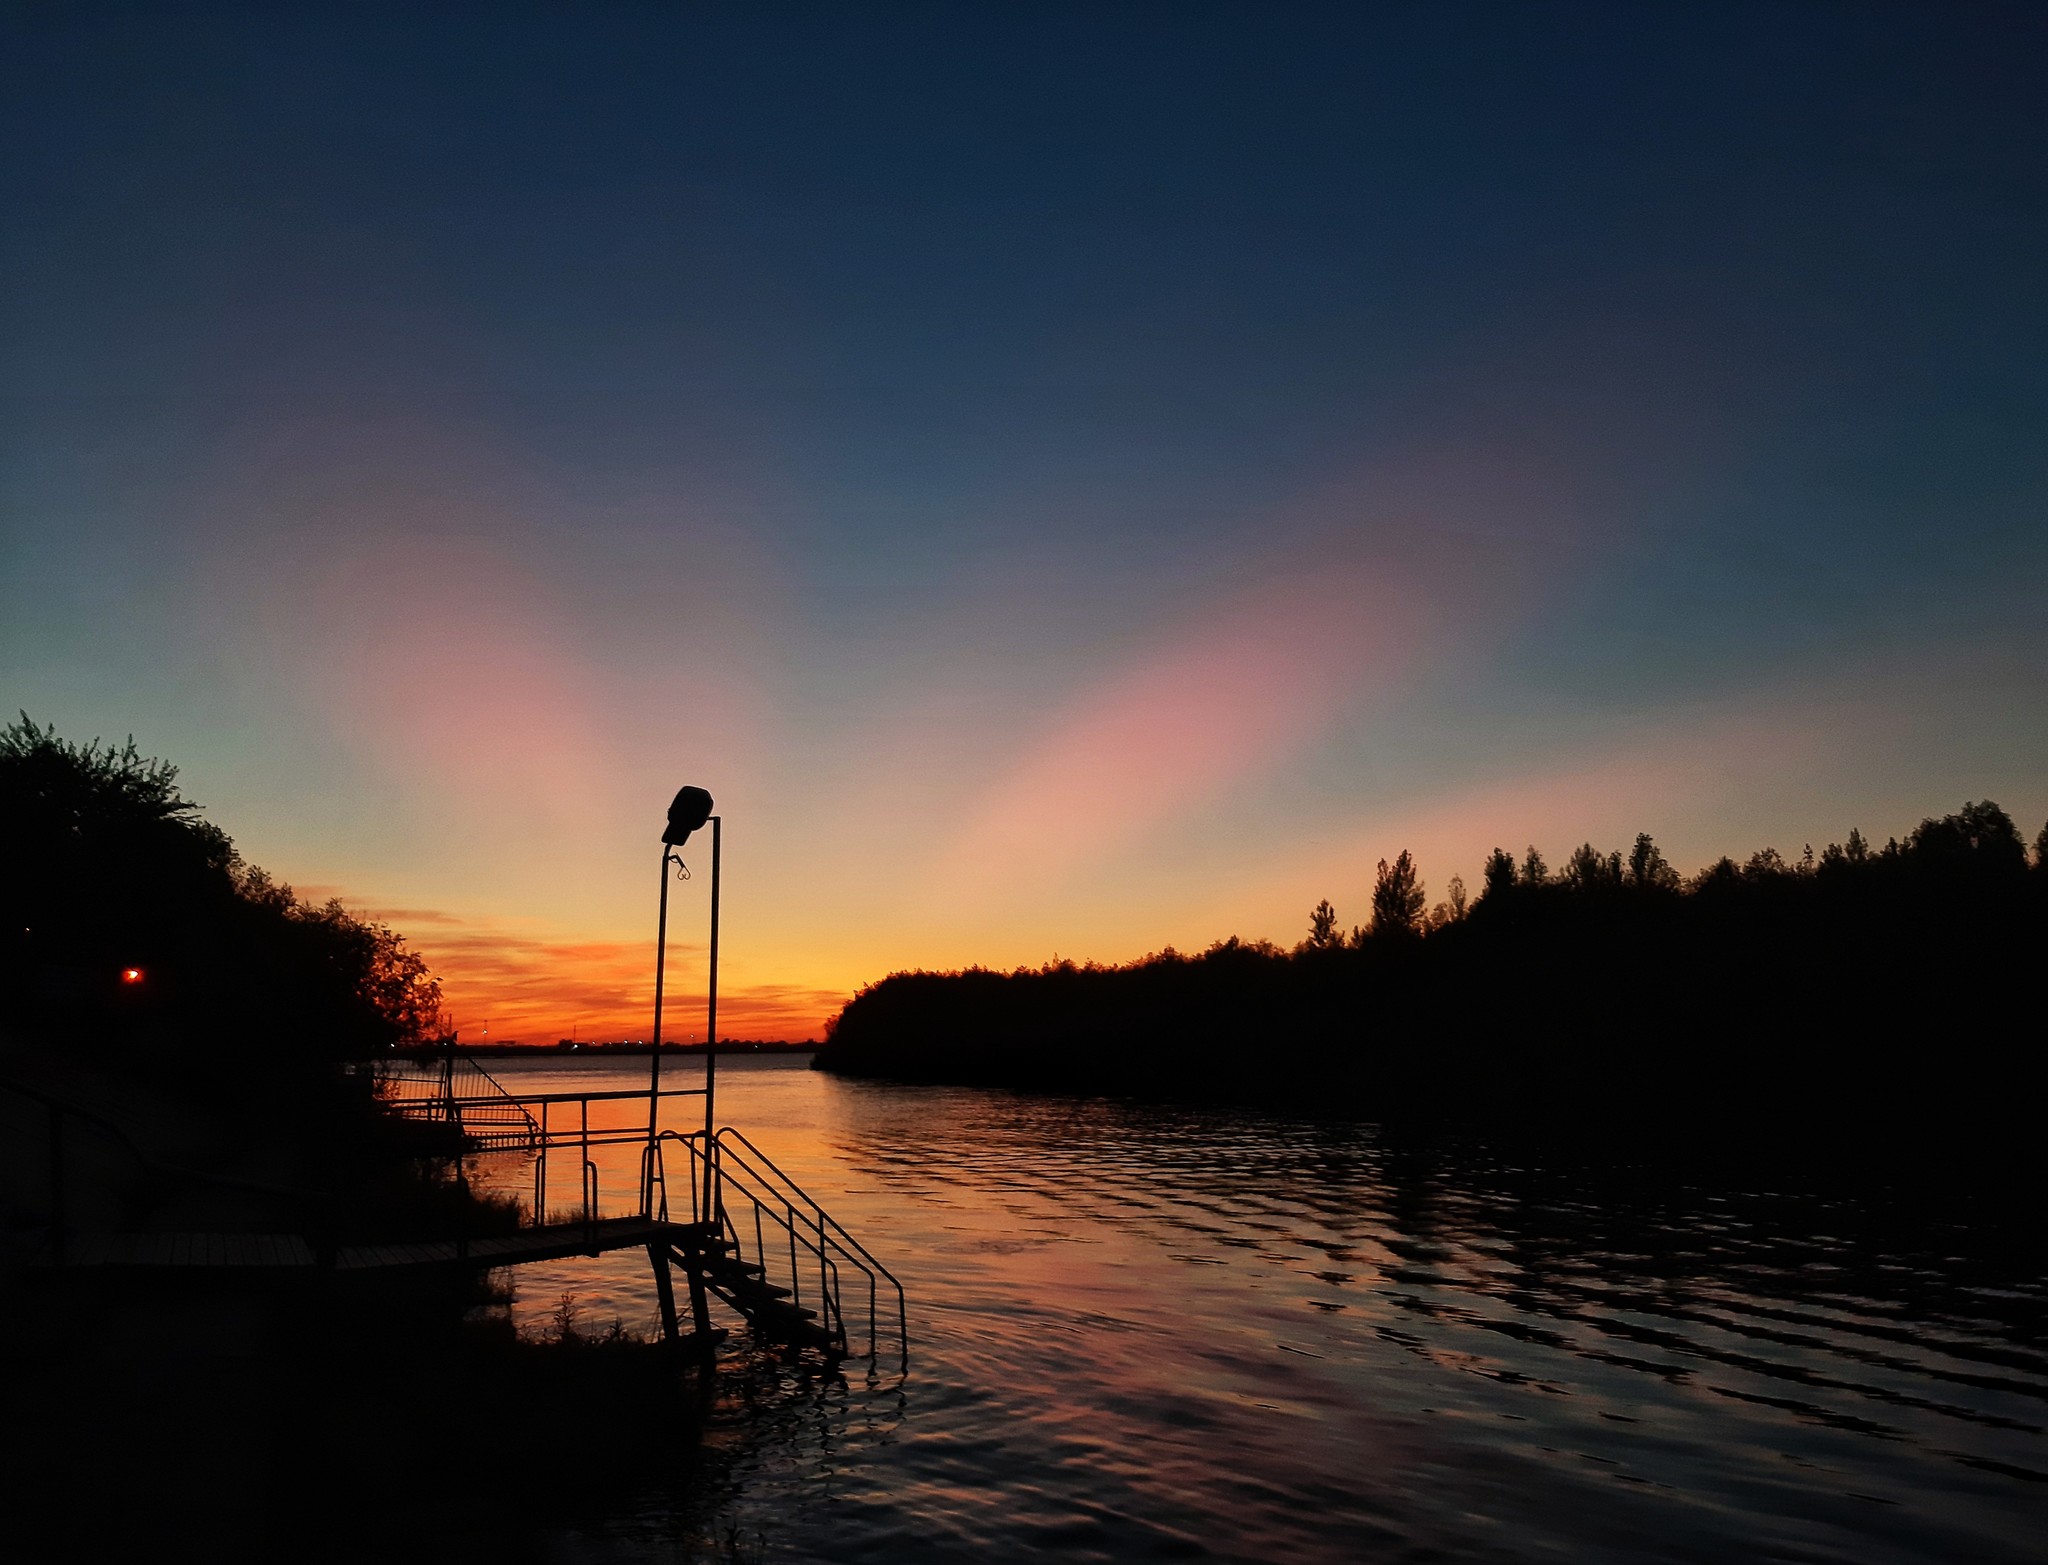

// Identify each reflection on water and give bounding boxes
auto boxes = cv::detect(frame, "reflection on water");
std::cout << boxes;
[472,1056,2045,1563]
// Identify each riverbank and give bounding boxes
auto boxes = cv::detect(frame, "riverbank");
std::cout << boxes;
[815,806,2048,1184]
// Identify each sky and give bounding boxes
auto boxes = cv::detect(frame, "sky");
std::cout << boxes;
[6,3,2045,1042]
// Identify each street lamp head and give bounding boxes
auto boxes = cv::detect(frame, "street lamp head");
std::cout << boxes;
[663,785,714,846]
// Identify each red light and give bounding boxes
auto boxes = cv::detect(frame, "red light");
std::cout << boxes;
[121,967,144,985]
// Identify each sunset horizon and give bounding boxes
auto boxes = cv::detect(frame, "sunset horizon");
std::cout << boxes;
[7,6,2045,1560]
[11,7,2041,1051]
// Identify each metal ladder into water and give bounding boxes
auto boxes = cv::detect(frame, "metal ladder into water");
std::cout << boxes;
[644,1126,907,1367]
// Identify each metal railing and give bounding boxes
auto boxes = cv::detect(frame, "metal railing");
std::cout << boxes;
[10,1072,906,1371]
[365,1055,546,1151]
[356,1074,706,1253]
[646,1127,907,1369]
[474,1085,707,1234]
[0,1075,336,1266]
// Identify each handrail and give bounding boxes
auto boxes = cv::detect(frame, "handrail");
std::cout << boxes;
[428,1087,707,1109]
[645,1126,906,1369]
[715,1127,906,1299]
[711,1128,906,1366]
[463,1055,523,1107]
[0,1074,337,1265]
[368,1055,552,1150]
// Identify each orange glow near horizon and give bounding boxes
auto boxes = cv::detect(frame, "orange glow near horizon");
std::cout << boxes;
[12,0,2048,1106]
[194,457,2041,1055]
[360,905,850,1044]
[302,651,2047,1048]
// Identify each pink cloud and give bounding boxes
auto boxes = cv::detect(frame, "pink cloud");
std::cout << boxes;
[927,564,1434,902]
[297,539,622,839]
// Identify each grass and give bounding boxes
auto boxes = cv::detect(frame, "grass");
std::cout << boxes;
[533,1289,646,1349]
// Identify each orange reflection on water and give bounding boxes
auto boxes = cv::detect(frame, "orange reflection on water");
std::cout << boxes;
[464,1055,2048,1565]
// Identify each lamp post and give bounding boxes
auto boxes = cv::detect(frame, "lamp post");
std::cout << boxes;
[648,786,718,1218]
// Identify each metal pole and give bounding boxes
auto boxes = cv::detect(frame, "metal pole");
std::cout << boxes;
[647,842,673,1215]
[702,815,721,1217]
[443,1021,457,1124]
[536,1100,548,1227]
[49,1105,64,1266]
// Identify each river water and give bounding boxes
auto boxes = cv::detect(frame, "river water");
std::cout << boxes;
[468,1054,2043,1563]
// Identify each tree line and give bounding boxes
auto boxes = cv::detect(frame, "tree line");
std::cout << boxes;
[817,800,2048,1166]
[1,714,446,1077]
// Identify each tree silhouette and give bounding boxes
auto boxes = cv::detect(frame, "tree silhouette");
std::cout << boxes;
[2,714,445,1064]
[1481,848,1517,900]
[1907,799,2026,874]
[1692,855,1740,891]
[1424,873,1470,931]
[1744,846,1789,880]
[1627,832,1679,891]
[1304,898,1343,951]
[1563,842,1614,891]
[1520,845,1548,886]
[1370,851,1425,937]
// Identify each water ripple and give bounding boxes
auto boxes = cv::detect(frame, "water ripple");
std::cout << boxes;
[473,1059,2045,1563]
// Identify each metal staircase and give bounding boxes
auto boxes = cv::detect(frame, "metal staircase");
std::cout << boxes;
[362,1070,906,1368]
[366,1055,542,1152]
[646,1128,906,1367]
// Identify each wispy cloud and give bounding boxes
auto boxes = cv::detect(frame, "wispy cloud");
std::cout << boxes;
[923,562,1433,907]
[349,901,844,1043]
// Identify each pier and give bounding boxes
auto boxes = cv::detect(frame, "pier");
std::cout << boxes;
[9,1060,905,1369]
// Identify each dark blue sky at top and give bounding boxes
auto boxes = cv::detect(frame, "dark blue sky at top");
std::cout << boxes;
[6,2,2046,737]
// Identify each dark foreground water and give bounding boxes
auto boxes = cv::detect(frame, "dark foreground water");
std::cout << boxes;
[473,1056,2044,1563]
